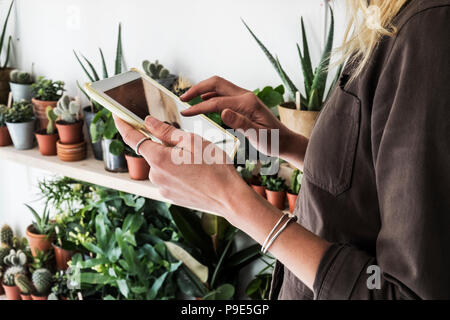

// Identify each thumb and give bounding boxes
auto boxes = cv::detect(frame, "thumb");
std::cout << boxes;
[144,116,184,147]
[221,109,257,132]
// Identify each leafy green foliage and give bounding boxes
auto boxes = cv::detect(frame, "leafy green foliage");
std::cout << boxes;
[90,108,124,155]
[246,273,272,300]
[261,175,287,192]
[253,85,285,109]
[25,204,53,236]
[0,104,8,126]
[290,169,303,194]
[4,100,34,123]
[31,77,65,101]
[10,69,33,84]
[0,0,14,68]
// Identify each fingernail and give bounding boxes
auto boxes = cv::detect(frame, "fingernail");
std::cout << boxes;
[222,109,235,122]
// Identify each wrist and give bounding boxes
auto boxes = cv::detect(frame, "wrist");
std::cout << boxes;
[279,128,308,170]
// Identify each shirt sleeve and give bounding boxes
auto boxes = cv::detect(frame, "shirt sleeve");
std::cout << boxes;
[313,6,450,300]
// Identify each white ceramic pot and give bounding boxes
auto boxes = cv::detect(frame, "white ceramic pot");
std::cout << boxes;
[9,82,32,102]
[6,119,36,150]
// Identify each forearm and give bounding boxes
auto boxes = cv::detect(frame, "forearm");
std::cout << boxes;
[279,129,308,171]
[226,181,330,290]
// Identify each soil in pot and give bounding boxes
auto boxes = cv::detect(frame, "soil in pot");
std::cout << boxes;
[10,82,32,102]
[56,140,87,162]
[32,99,58,130]
[2,284,21,300]
[6,120,36,150]
[53,244,72,271]
[0,125,12,146]
[31,294,48,300]
[0,67,13,104]
[55,120,83,144]
[251,184,267,198]
[26,224,53,257]
[20,294,32,300]
[287,192,298,213]
[83,106,103,160]
[35,129,59,156]
[125,154,150,180]
[265,190,286,210]
[278,102,319,139]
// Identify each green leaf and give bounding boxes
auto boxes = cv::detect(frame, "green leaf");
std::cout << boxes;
[115,23,123,75]
[274,85,285,95]
[80,273,114,285]
[3,35,12,68]
[123,213,144,234]
[109,139,124,156]
[203,284,235,300]
[0,0,14,63]
[82,54,101,82]
[147,271,168,300]
[224,244,261,271]
[176,265,208,298]
[298,17,314,97]
[73,50,94,82]
[210,229,236,288]
[256,86,284,109]
[103,113,118,139]
[99,48,109,79]
[116,279,129,298]
[201,214,229,241]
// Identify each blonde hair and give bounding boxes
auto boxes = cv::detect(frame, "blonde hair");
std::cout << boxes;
[340,0,409,78]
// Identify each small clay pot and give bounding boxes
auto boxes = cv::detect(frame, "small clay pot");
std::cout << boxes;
[35,129,59,156]
[55,120,83,144]
[251,184,266,198]
[31,294,48,301]
[265,190,286,210]
[2,284,21,300]
[20,293,32,300]
[32,98,58,130]
[125,154,150,180]
[56,140,87,162]
[26,224,53,257]
[53,243,72,271]
[0,125,12,146]
[287,192,299,213]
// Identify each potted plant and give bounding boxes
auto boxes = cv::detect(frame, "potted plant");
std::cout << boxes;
[143,59,177,90]
[31,268,52,300]
[125,146,150,180]
[48,271,72,300]
[262,175,287,210]
[2,249,27,300]
[25,204,54,257]
[9,69,34,102]
[239,160,266,198]
[243,8,341,139]
[253,85,285,117]
[0,0,14,105]
[52,227,73,271]
[14,273,34,300]
[287,169,303,213]
[31,76,65,130]
[54,95,87,162]
[74,23,124,161]
[0,104,12,146]
[4,100,36,150]
[35,106,59,156]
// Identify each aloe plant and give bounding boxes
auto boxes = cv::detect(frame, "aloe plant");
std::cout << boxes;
[243,7,342,111]
[0,0,14,68]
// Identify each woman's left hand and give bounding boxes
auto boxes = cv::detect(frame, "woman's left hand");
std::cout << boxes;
[114,115,253,222]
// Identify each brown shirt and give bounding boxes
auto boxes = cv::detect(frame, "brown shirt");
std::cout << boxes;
[271,0,450,300]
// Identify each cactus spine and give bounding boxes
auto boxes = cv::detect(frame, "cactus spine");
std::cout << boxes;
[1,224,13,247]
[143,60,170,80]
[10,69,33,84]
[15,274,34,295]
[0,247,10,264]
[32,268,52,296]
[46,106,58,134]
[53,94,80,123]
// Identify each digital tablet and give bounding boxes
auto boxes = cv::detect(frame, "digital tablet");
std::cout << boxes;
[84,69,240,158]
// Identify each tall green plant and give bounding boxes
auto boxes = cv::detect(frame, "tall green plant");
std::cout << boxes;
[0,0,14,68]
[243,7,342,111]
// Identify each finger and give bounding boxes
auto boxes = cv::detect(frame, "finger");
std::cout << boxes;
[180,76,247,102]
[200,92,218,100]
[181,96,243,117]
[144,116,193,150]
[221,109,260,131]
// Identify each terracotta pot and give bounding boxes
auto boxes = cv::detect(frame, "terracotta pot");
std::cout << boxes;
[278,102,320,139]
[0,125,12,146]
[287,192,298,213]
[20,294,32,300]
[0,68,14,104]
[251,184,266,198]
[32,99,58,130]
[2,284,21,300]
[26,224,53,257]
[265,189,286,210]
[125,154,150,180]
[53,244,72,271]
[31,294,48,300]
[35,129,59,156]
[56,140,87,162]
[55,120,83,144]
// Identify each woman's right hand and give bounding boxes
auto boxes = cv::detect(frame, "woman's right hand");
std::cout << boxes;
[180,76,308,169]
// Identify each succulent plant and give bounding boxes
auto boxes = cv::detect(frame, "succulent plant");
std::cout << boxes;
[12,236,27,251]
[32,268,53,296]
[1,224,13,247]
[143,60,170,80]
[10,69,33,84]
[4,249,27,267]
[53,94,80,124]
[46,106,58,134]
[15,274,34,294]
[0,247,9,265]
[3,266,26,285]
[4,100,35,124]
[31,76,65,101]
[261,175,287,192]
[172,76,192,97]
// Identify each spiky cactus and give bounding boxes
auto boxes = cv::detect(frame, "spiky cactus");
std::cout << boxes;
[10,69,33,84]
[4,249,27,267]
[32,268,53,296]
[46,106,58,134]
[1,224,13,247]
[12,236,27,251]
[53,94,80,123]
[0,247,9,265]
[3,266,26,285]
[143,60,170,80]
[15,274,34,294]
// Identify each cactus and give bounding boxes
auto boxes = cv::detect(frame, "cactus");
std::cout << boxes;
[15,274,34,294]
[46,106,58,134]
[32,268,53,296]
[143,60,170,80]
[1,224,13,247]
[12,236,27,251]
[0,247,9,265]
[4,249,27,267]
[10,69,33,84]
[3,266,26,285]
[53,94,80,123]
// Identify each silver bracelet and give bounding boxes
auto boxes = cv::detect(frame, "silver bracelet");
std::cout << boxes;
[135,137,153,156]
[262,214,298,254]
[261,213,288,253]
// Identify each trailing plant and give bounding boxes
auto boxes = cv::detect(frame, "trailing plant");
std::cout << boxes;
[243,8,342,111]
[54,94,81,123]
[15,273,34,295]
[1,224,13,247]
[46,106,57,134]
[31,76,65,101]
[143,60,170,80]
[290,169,303,194]
[25,203,53,235]
[262,175,287,192]
[4,100,34,123]
[0,0,14,68]
[32,268,53,296]
[10,69,33,84]
[0,104,8,127]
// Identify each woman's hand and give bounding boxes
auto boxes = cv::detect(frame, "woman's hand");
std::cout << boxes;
[180,76,308,169]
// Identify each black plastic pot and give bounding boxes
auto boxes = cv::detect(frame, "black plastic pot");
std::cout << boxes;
[83,106,103,160]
